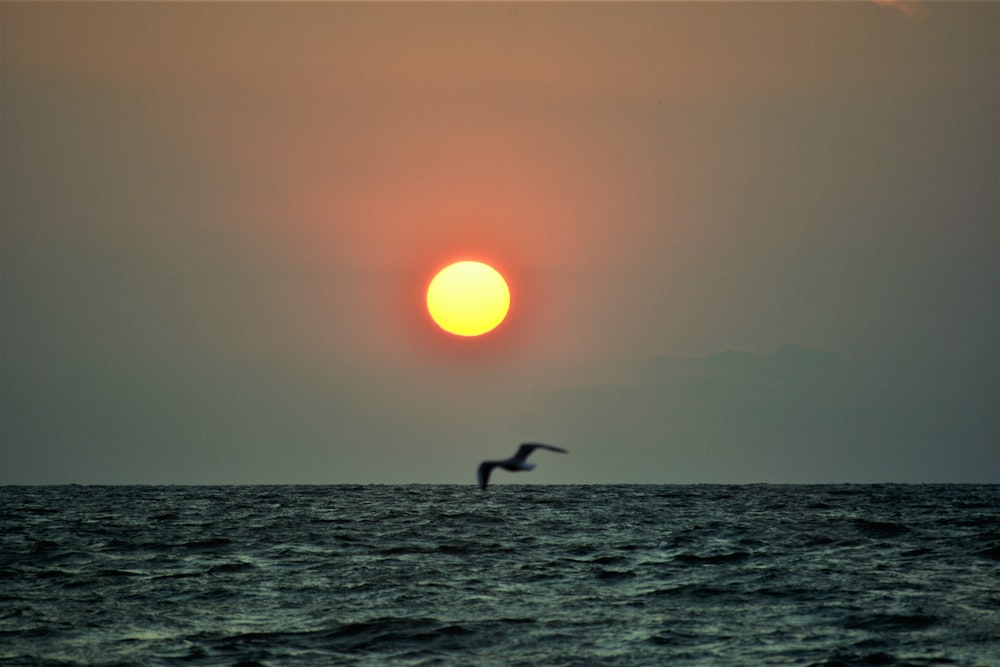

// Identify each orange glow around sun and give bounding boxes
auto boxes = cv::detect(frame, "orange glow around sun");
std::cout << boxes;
[426,261,510,337]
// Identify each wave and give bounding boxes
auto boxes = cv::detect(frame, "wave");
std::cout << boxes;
[841,612,939,631]
[2,484,997,666]
[675,551,751,565]
[852,519,910,538]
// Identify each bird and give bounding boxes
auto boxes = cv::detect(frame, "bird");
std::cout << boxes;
[477,443,568,490]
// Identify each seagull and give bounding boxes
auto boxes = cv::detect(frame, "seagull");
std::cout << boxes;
[477,443,568,490]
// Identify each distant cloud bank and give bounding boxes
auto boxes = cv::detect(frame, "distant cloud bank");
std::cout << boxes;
[540,344,998,483]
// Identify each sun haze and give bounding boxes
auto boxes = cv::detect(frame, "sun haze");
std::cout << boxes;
[426,261,510,337]
[2,3,997,485]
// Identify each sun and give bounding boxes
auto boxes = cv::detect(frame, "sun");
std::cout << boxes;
[426,261,511,337]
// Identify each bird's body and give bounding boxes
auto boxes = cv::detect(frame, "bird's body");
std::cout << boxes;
[477,443,568,490]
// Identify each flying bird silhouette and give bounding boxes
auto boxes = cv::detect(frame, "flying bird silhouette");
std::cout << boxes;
[477,443,568,490]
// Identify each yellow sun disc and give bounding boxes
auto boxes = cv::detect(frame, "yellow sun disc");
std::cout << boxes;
[426,261,510,337]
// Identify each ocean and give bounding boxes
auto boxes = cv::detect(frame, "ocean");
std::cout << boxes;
[1,484,998,666]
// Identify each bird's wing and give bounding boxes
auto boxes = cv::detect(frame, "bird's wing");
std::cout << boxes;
[512,443,569,463]
[478,461,498,490]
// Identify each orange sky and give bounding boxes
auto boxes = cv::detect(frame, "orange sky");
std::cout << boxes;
[3,2,997,483]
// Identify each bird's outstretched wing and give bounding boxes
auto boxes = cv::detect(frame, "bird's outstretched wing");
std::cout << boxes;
[478,461,498,490]
[512,443,568,463]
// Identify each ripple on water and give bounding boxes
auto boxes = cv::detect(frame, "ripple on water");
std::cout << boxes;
[0,484,997,666]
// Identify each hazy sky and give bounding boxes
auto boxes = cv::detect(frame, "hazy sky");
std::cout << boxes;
[2,2,997,485]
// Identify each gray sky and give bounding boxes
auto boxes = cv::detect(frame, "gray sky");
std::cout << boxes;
[2,2,997,484]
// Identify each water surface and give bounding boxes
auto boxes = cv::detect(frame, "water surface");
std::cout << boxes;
[2,484,998,665]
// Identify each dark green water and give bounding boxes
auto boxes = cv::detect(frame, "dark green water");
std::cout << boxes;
[2,484,998,665]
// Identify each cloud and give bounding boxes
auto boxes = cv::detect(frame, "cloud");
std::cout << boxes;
[535,345,998,483]
[872,0,927,19]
